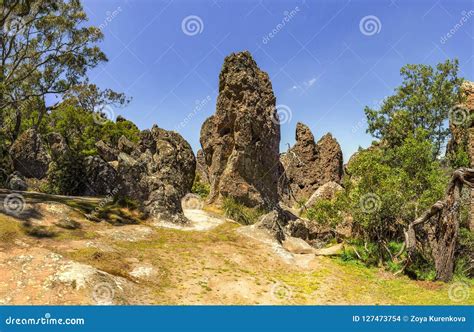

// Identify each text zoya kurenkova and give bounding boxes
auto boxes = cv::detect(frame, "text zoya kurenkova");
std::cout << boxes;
[411,315,466,323]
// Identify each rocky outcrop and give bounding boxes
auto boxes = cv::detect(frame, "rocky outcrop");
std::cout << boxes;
[96,140,118,162]
[280,123,343,205]
[47,132,68,160]
[118,125,196,223]
[9,129,50,179]
[195,149,209,184]
[83,156,119,196]
[6,171,27,191]
[200,51,280,208]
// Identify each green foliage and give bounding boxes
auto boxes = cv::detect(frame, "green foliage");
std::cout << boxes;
[347,129,448,244]
[46,103,139,155]
[305,194,345,229]
[365,59,463,157]
[191,175,210,198]
[222,197,264,225]
[46,150,86,196]
[456,228,474,278]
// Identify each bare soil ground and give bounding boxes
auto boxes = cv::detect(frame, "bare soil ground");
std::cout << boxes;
[0,190,472,305]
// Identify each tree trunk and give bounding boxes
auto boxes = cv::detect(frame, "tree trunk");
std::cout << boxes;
[406,168,474,282]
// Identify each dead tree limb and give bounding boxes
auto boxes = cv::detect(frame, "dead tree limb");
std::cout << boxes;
[405,168,474,282]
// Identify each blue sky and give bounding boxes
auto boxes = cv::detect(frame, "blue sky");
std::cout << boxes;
[81,0,473,161]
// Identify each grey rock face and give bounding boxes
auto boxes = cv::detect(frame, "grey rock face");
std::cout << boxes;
[83,156,119,196]
[118,126,196,223]
[96,140,119,162]
[9,129,50,179]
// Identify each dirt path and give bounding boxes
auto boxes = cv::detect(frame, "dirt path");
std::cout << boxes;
[0,194,471,305]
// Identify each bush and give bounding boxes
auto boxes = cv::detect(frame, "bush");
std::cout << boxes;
[47,150,86,195]
[305,195,345,229]
[222,197,264,225]
[191,175,210,198]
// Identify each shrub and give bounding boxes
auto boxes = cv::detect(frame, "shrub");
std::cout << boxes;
[191,175,210,198]
[222,197,264,225]
[47,150,86,195]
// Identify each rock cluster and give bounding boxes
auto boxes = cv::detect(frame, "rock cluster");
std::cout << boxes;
[200,51,281,208]
[9,129,50,179]
[280,123,343,204]
[112,126,196,223]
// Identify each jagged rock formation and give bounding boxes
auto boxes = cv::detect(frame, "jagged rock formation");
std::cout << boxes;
[9,129,50,179]
[280,123,343,204]
[195,149,209,184]
[83,156,118,196]
[118,126,196,223]
[47,132,68,160]
[200,51,280,208]
[96,140,118,162]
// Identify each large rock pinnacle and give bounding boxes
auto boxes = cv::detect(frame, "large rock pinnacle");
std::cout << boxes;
[200,51,280,208]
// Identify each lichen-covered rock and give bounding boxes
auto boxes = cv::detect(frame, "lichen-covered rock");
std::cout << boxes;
[47,132,68,160]
[96,140,118,162]
[9,129,50,179]
[200,51,280,208]
[196,149,209,184]
[117,135,136,155]
[118,125,196,223]
[300,181,343,214]
[83,156,119,196]
[6,171,27,191]
[280,123,343,204]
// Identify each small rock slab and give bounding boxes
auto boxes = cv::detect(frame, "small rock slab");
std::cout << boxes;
[314,243,343,256]
[282,236,315,254]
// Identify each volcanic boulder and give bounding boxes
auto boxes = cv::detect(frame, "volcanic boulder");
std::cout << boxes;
[9,129,50,179]
[280,122,343,204]
[118,125,196,223]
[200,51,280,208]
[195,149,209,184]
